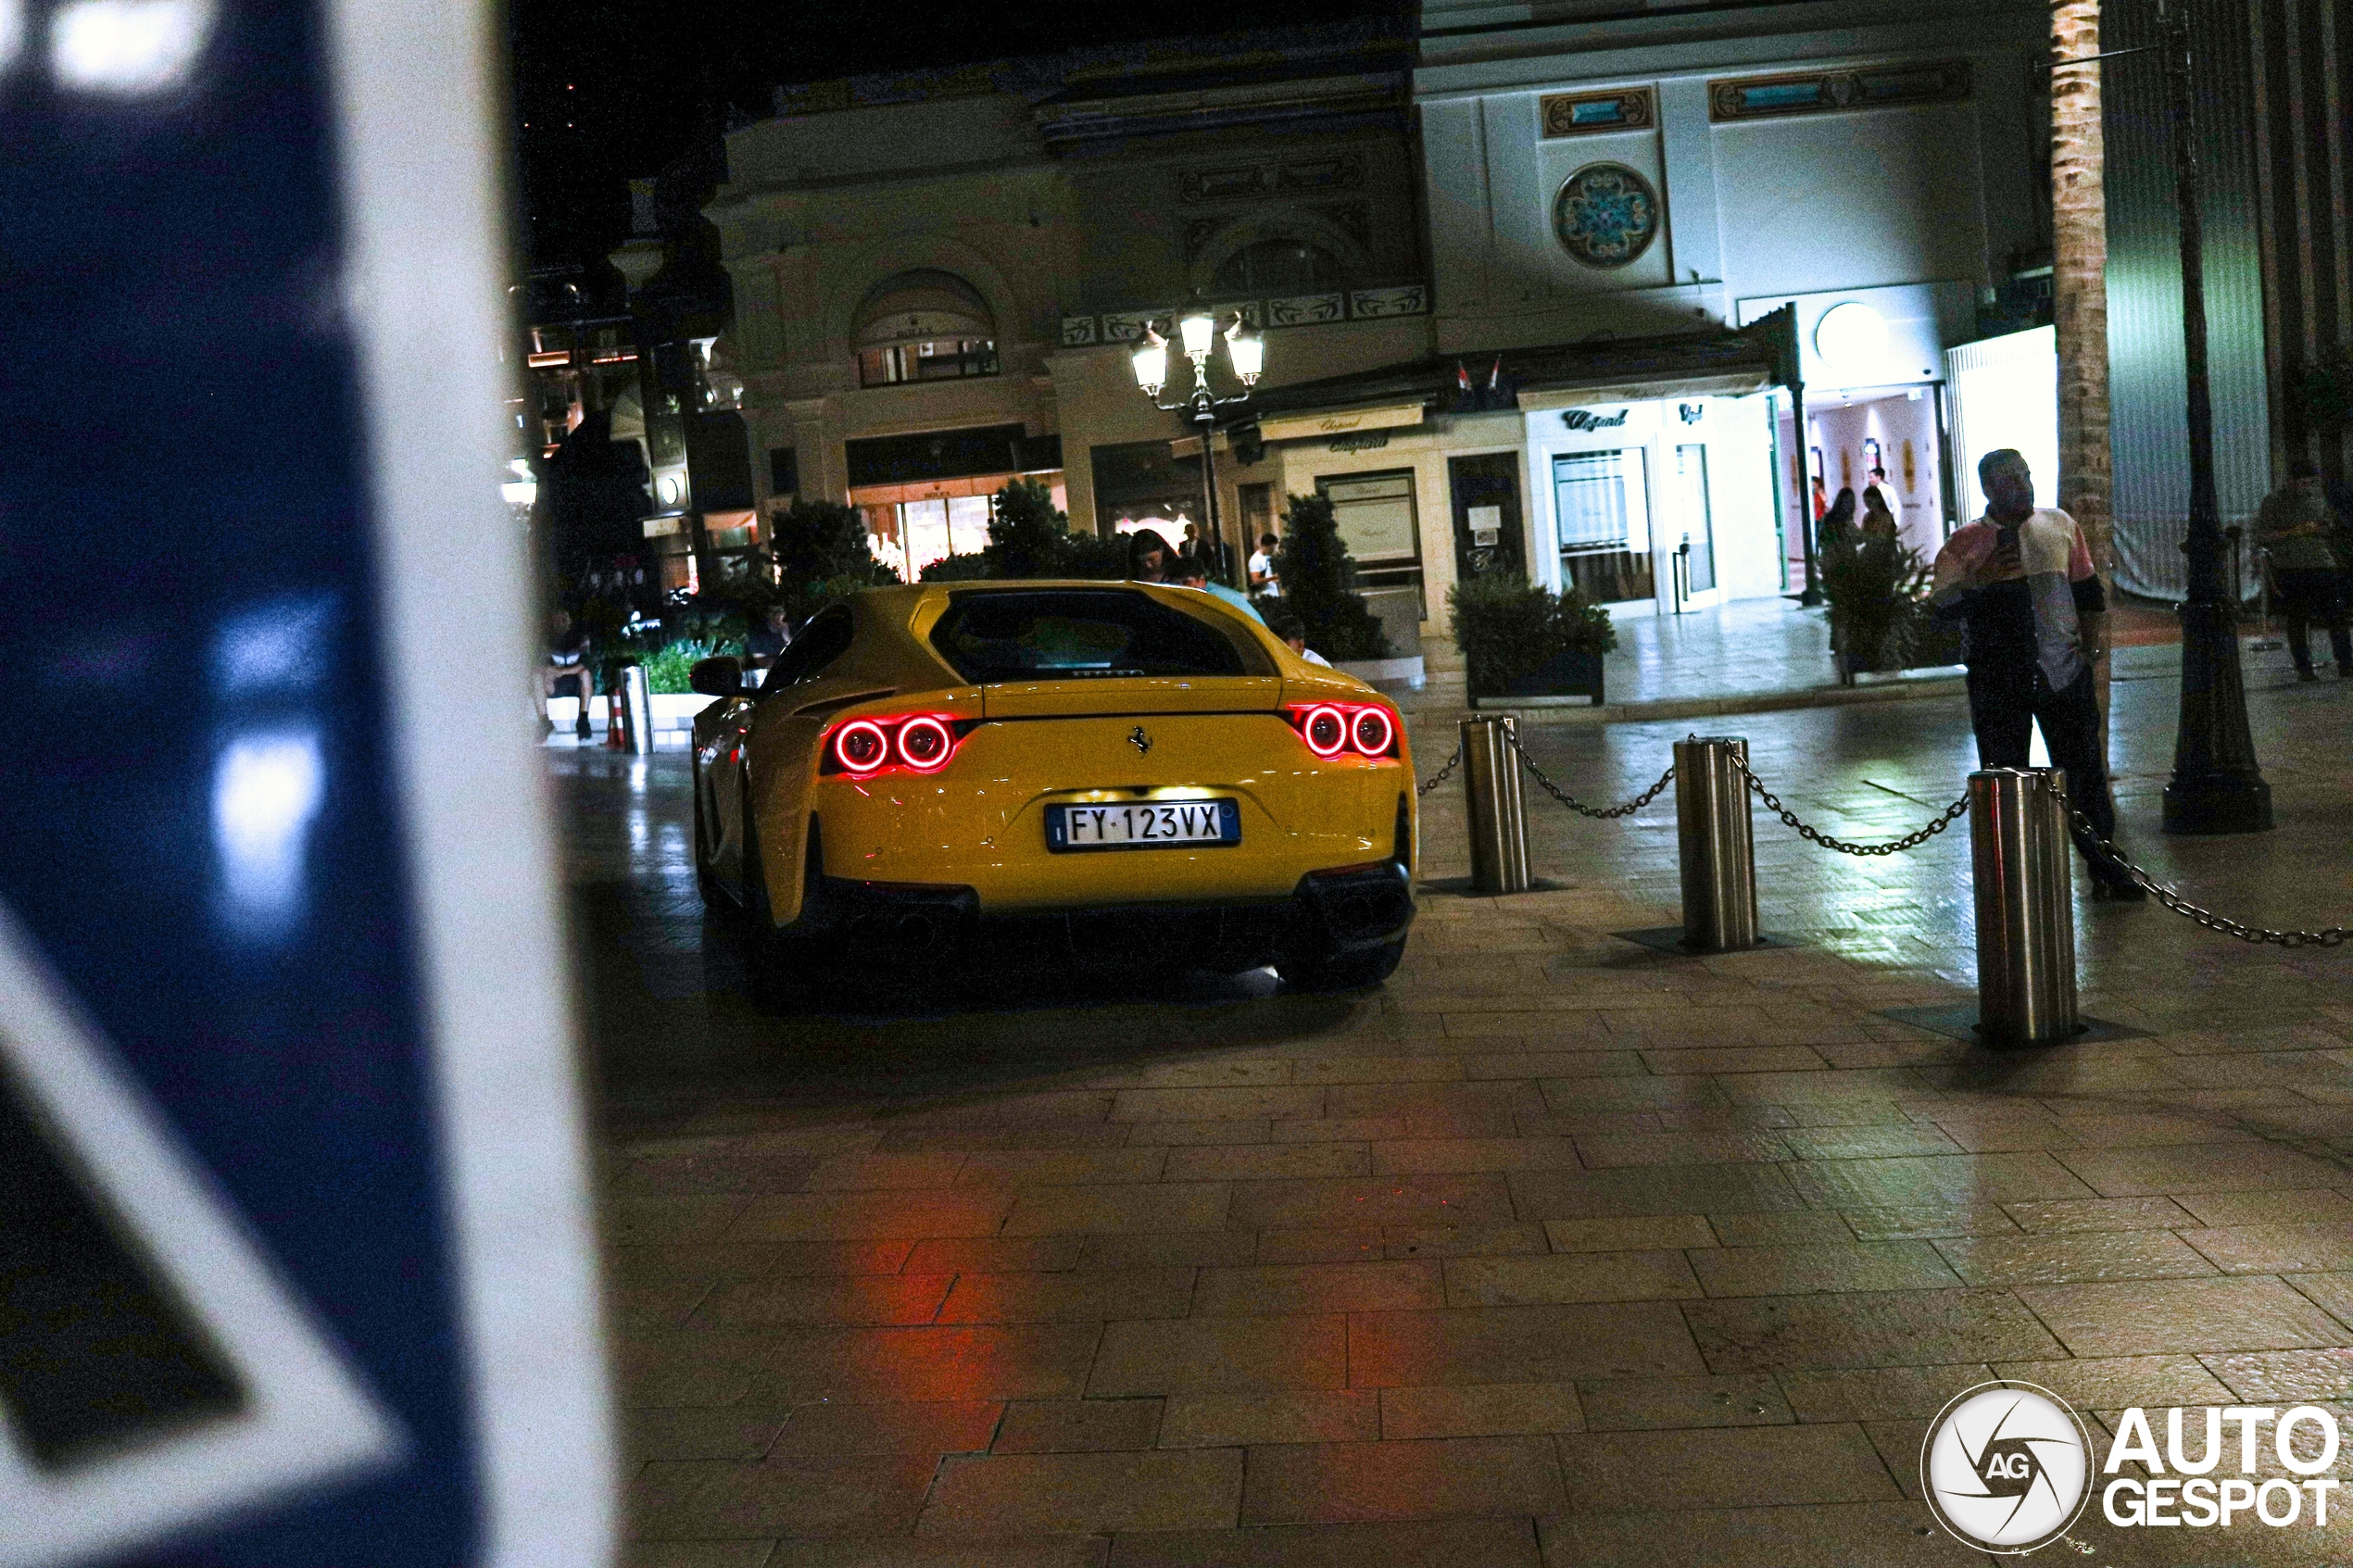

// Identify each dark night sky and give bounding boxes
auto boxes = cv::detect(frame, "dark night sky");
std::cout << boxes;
[507,0,1398,273]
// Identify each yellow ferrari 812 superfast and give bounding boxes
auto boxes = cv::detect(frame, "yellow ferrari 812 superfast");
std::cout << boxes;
[686,581,1417,995]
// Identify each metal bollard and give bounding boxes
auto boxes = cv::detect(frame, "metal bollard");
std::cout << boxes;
[620,663,657,756]
[1461,715,1531,895]
[1969,768,2081,1046]
[1674,735,1759,951]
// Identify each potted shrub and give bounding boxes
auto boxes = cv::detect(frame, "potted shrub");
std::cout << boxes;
[1449,571,1617,705]
[1269,493,1400,679]
[1818,530,1932,679]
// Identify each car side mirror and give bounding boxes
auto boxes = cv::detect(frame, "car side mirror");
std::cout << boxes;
[688,656,745,697]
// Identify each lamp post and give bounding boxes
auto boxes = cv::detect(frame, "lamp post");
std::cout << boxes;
[2157,0,2271,834]
[1131,307,1264,586]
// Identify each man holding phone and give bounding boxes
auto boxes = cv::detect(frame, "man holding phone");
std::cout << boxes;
[1931,449,2145,899]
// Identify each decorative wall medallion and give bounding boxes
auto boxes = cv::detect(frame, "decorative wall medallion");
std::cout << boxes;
[1099,311,1156,344]
[1265,293,1346,327]
[1347,285,1429,319]
[1541,88,1654,138]
[1552,164,1660,270]
[1061,316,1100,347]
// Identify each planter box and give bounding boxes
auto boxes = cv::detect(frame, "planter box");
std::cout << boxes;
[548,693,715,733]
[1333,655,1426,692]
[1472,648,1606,708]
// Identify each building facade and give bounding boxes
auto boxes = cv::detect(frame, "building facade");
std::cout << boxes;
[711,20,1437,594]
[1403,0,2051,613]
[716,0,2353,679]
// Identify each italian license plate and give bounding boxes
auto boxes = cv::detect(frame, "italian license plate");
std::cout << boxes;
[1045,798,1240,852]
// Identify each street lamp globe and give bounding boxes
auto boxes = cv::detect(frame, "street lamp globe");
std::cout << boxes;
[1129,331,1167,396]
[1177,310,1217,358]
[1225,320,1264,385]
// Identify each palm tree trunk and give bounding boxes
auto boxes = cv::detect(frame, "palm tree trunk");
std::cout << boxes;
[2051,0,2113,750]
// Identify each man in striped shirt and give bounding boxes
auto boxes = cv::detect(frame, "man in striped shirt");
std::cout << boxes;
[1931,449,2145,899]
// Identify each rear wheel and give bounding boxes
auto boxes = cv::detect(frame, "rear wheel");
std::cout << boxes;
[1276,935,1406,994]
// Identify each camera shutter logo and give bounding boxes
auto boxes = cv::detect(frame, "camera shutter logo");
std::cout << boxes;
[1921,1382,2094,1552]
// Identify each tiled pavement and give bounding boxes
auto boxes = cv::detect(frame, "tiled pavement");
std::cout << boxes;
[568,657,2353,1567]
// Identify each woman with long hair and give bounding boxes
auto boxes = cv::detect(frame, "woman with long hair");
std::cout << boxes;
[1818,486,1857,547]
[1859,485,1898,540]
[1126,527,1173,583]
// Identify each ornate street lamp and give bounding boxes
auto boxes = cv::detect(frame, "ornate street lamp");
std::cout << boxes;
[2156,0,2270,834]
[1131,307,1264,584]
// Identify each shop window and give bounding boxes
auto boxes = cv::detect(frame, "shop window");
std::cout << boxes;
[1212,237,1347,296]
[852,270,999,389]
[1553,449,1655,604]
[857,339,1000,387]
[1317,470,1424,614]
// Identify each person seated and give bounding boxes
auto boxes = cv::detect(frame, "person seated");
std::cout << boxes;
[746,605,794,671]
[536,608,595,738]
[1260,605,1330,666]
[1166,554,1265,624]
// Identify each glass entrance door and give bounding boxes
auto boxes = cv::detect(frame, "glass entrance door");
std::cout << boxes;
[1552,448,1654,604]
[1667,443,1718,608]
[1447,452,1524,584]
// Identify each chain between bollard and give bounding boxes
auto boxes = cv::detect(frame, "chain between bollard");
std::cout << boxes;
[1724,746,1969,857]
[2044,778,2350,949]
[1416,743,1464,799]
[1506,734,1675,820]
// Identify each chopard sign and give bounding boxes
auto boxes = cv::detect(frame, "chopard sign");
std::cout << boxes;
[1562,408,1630,431]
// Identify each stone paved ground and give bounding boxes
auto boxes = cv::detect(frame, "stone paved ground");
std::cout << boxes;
[569,657,2353,1568]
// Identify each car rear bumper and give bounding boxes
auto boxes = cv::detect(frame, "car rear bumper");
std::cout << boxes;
[794,858,1414,970]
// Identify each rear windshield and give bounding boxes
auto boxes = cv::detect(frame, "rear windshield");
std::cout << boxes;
[929,589,1259,683]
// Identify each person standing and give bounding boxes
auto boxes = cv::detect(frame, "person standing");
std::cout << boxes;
[1859,485,1899,540]
[2255,460,2350,681]
[1248,533,1280,596]
[1931,449,2145,899]
[1126,527,1174,583]
[1818,486,1857,550]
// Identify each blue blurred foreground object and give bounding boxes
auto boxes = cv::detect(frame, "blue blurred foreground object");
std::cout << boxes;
[0,3,612,1564]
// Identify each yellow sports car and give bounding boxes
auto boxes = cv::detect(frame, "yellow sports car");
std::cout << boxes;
[687,581,1416,994]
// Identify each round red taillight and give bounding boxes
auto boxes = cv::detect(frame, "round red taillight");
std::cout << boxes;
[835,720,887,772]
[895,716,953,771]
[1302,706,1347,758]
[1352,707,1394,757]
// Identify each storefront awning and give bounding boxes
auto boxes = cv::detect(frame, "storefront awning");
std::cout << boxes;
[1255,401,1428,443]
[1516,370,1774,410]
[1225,307,1799,436]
